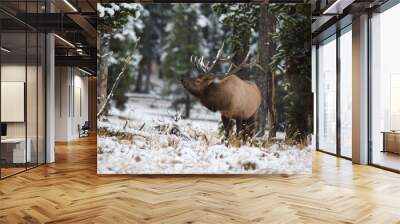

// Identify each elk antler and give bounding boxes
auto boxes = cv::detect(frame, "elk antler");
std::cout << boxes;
[190,42,264,75]
[206,42,224,72]
[190,42,226,74]
[226,50,265,74]
[190,55,206,73]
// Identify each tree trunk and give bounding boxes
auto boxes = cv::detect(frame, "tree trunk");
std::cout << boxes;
[135,60,145,93]
[97,56,132,118]
[98,32,109,115]
[256,68,267,136]
[259,1,277,139]
[144,60,152,93]
[184,93,191,119]
[268,71,277,138]
[258,2,269,136]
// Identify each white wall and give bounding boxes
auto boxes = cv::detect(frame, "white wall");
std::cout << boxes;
[72,72,89,138]
[55,66,89,141]
[55,66,69,141]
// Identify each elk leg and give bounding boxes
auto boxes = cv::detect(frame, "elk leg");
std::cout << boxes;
[221,115,233,138]
[243,114,256,141]
[236,118,243,137]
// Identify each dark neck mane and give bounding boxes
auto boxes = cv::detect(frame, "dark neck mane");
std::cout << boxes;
[200,82,230,112]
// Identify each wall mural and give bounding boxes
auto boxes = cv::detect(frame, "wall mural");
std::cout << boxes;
[97,3,313,174]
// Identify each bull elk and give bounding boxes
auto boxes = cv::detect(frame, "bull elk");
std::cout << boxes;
[181,43,262,141]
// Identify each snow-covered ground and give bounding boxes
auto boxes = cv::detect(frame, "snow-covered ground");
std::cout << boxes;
[97,93,313,174]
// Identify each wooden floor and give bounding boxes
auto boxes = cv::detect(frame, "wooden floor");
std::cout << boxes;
[1,135,400,224]
[372,150,400,171]
[1,167,26,178]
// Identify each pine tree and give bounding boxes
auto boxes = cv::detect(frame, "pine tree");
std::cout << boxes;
[212,4,259,80]
[198,5,227,75]
[270,4,312,142]
[161,4,204,118]
[135,4,172,93]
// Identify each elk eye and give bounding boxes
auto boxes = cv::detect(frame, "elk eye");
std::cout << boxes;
[195,80,201,85]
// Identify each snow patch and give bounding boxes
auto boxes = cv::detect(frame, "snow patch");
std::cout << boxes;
[97,93,313,174]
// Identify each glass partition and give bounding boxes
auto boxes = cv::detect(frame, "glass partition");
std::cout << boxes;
[38,32,45,165]
[0,1,46,179]
[317,35,337,154]
[27,31,38,169]
[370,4,400,171]
[339,26,352,158]
[0,31,28,177]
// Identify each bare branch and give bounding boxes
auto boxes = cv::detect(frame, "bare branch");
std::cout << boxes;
[97,55,132,118]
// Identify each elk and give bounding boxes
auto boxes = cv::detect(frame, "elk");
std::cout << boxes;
[181,43,262,141]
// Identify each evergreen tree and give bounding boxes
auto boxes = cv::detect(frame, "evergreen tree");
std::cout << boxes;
[198,5,227,75]
[212,4,259,80]
[135,4,172,93]
[257,2,277,138]
[270,4,312,142]
[161,4,203,118]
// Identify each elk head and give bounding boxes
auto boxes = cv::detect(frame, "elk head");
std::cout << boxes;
[181,42,263,98]
[181,74,215,98]
[181,42,225,98]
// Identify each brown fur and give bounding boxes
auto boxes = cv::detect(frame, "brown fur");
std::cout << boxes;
[181,74,261,141]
